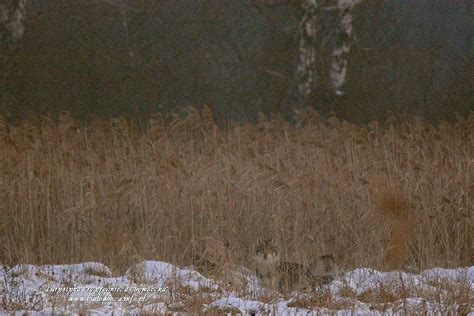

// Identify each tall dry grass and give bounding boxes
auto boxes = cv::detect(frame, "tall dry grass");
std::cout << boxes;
[0,108,472,274]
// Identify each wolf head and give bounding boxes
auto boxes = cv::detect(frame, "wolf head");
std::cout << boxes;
[254,238,281,264]
[318,255,336,274]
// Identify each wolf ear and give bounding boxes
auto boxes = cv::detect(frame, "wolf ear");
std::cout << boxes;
[256,237,263,245]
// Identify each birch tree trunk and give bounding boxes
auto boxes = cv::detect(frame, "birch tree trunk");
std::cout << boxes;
[281,0,321,123]
[330,0,361,96]
[1,0,26,118]
[283,0,362,123]
[296,0,321,101]
[0,0,27,49]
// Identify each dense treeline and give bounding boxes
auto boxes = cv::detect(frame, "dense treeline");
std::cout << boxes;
[0,0,472,124]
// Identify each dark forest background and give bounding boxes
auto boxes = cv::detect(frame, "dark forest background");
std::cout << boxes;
[1,0,472,125]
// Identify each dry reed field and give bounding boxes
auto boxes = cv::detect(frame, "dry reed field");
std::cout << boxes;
[0,107,472,276]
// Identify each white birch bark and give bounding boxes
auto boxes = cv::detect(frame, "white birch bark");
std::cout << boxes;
[330,0,362,96]
[296,0,320,100]
[0,0,27,47]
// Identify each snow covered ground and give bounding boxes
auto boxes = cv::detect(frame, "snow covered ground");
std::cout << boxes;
[1,260,472,315]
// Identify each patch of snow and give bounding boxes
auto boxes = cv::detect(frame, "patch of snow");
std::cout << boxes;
[126,260,216,290]
[1,261,472,315]
[421,266,472,282]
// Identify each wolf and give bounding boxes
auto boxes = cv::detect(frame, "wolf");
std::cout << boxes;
[254,238,336,292]
[254,238,281,290]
